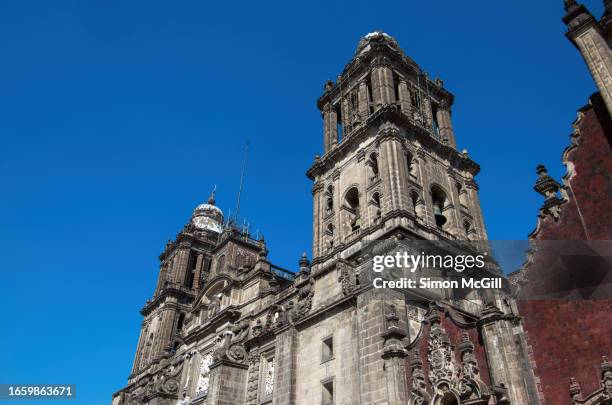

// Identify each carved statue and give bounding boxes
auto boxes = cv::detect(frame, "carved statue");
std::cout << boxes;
[207,293,222,318]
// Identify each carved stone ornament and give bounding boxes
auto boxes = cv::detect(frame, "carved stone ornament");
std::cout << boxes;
[246,350,260,404]
[264,358,275,397]
[252,319,264,337]
[338,261,358,296]
[408,349,431,405]
[570,356,612,404]
[295,279,314,319]
[195,353,213,396]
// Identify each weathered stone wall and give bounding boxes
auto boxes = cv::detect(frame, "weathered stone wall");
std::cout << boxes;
[294,308,359,405]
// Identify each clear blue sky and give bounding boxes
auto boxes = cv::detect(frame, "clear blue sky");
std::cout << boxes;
[0,0,602,403]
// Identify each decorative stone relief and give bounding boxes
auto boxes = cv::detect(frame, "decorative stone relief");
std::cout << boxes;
[195,353,213,396]
[338,261,358,296]
[246,350,260,405]
[264,358,274,397]
[570,356,612,404]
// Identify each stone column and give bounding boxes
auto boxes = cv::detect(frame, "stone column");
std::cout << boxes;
[436,102,456,148]
[341,97,351,136]
[131,324,147,374]
[332,170,341,247]
[154,263,168,296]
[371,65,394,108]
[378,123,410,216]
[192,253,204,290]
[479,305,540,405]
[381,296,409,405]
[154,308,175,359]
[323,103,338,153]
[565,5,612,115]
[465,179,488,239]
[398,80,412,116]
[312,182,324,259]
[422,97,433,130]
[173,244,191,285]
[358,81,369,120]
[356,289,391,404]
[272,328,297,405]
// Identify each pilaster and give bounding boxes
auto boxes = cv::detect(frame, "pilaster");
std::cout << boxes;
[272,328,297,405]
[564,2,612,115]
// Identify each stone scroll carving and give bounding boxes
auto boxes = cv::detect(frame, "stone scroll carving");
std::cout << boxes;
[570,356,612,404]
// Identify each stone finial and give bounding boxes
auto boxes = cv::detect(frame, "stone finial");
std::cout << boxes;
[603,356,612,396]
[534,164,561,199]
[457,332,475,354]
[259,246,268,260]
[298,252,310,275]
[569,377,582,400]
[207,186,216,205]
[427,303,442,325]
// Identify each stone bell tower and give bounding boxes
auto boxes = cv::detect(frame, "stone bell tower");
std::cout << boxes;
[126,191,224,403]
[308,31,488,264]
[307,32,540,405]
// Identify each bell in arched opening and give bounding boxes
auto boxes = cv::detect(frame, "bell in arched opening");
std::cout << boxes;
[431,186,449,228]
[433,203,447,227]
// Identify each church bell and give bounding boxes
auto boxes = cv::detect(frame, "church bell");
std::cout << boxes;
[433,204,447,227]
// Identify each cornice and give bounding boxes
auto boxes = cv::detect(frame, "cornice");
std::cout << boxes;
[306,105,480,181]
[316,44,453,111]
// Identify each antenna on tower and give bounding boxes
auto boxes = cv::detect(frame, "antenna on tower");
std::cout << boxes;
[234,140,250,222]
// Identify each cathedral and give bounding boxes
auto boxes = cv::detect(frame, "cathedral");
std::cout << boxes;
[112,3,612,404]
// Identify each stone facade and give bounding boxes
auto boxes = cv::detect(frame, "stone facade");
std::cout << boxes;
[108,27,612,405]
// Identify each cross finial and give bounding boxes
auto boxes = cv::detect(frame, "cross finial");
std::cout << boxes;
[208,185,217,205]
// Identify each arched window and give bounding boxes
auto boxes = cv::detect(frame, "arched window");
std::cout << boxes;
[176,313,185,333]
[463,221,473,240]
[326,223,334,248]
[431,186,449,228]
[184,250,198,288]
[325,185,334,212]
[407,152,418,178]
[326,197,333,212]
[368,153,379,180]
[372,192,382,220]
[456,182,469,207]
[344,187,361,231]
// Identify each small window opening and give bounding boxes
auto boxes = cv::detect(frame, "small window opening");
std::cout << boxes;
[372,192,382,221]
[177,313,185,332]
[368,153,379,179]
[366,77,374,114]
[345,187,361,232]
[322,336,334,362]
[322,380,334,405]
[184,251,198,288]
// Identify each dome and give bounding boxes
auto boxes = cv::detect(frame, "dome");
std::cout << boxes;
[355,31,401,56]
[191,190,224,233]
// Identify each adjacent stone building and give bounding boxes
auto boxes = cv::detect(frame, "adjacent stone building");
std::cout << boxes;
[112,2,610,400]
